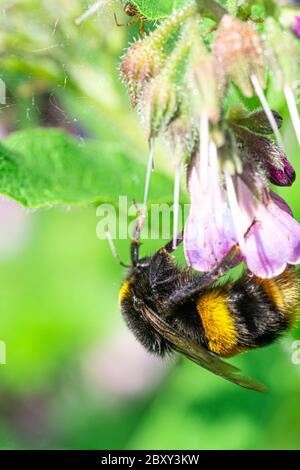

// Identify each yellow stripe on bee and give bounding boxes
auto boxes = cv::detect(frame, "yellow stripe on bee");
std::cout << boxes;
[196,289,241,358]
[256,267,300,325]
[119,281,131,304]
[256,278,285,311]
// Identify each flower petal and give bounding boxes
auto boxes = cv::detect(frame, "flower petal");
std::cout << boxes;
[237,179,300,278]
[270,191,293,216]
[184,166,237,272]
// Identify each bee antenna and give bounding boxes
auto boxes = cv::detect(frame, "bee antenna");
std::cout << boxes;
[104,228,130,268]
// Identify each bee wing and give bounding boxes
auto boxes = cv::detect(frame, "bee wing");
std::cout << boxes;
[142,306,267,393]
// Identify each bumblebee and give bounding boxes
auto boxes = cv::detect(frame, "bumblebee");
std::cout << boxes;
[114,1,147,36]
[118,213,300,392]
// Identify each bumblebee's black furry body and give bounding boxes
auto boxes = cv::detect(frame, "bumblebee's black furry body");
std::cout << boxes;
[117,216,299,391]
[121,247,296,358]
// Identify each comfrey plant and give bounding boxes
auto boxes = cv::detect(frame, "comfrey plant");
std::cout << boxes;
[119,0,300,279]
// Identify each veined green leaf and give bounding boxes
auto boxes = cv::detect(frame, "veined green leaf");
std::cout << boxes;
[131,0,190,20]
[0,129,174,208]
[131,0,228,20]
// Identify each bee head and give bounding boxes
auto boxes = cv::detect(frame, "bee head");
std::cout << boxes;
[119,262,171,356]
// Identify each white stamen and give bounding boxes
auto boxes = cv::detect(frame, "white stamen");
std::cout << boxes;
[199,112,209,188]
[251,74,285,151]
[209,141,223,228]
[172,162,182,250]
[224,172,245,252]
[143,139,155,214]
[284,83,300,146]
[75,0,112,25]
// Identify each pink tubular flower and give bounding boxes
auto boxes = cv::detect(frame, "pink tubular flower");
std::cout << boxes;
[184,161,300,278]
[184,152,237,272]
[236,178,300,277]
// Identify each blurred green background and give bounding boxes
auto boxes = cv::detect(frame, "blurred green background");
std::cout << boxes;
[0,0,300,450]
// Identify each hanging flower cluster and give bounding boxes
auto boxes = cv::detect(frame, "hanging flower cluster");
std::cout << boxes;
[120,0,300,279]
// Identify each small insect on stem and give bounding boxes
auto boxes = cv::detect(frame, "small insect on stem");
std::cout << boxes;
[114,1,147,36]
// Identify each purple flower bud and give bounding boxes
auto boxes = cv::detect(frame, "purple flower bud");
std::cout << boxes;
[293,16,300,38]
[232,125,296,187]
[265,157,296,187]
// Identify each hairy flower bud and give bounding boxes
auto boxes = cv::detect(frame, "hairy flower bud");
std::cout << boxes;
[265,17,297,88]
[165,116,196,167]
[120,3,198,107]
[213,15,265,97]
[141,73,178,140]
[120,39,164,107]
[188,55,221,124]
[139,18,194,140]
[231,109,283,135]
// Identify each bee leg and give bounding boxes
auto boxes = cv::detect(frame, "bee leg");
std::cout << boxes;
[131,238,141,266]
[163,231,184,254]
[169,244,240,304]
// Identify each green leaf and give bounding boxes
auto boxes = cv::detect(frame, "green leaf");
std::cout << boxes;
[132,0,189,20]
[132,0,228,20]
[0,129,174,208]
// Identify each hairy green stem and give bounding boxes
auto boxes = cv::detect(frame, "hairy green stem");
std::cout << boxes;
[227,0,238,15]
[164,22,194,79]
[196,0,227,23]
[236,0,278,19]
[150,3,198,47]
